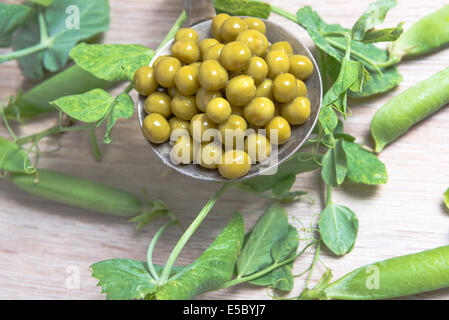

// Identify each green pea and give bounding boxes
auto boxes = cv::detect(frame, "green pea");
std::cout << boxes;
[5,66,119,120]
[321,245,449,300]
[390,5,449,61]
[10,169,143,217]
[370,66,449,152]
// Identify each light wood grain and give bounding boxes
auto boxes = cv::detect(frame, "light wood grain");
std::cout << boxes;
[0,0,448,300]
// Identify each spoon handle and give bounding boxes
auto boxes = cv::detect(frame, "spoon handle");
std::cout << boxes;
[184,0,216,27]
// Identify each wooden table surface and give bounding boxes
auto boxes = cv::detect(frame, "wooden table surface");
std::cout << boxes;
[1,0,448,300]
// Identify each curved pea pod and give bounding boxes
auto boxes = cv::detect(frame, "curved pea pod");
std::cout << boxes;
[370,66,449,152]
[5,66,119,120]
[322,245,449,300]
[389,5,449,61]
[10,169,143,217]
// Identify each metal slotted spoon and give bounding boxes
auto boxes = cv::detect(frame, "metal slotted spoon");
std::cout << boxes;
[137,0,322,182]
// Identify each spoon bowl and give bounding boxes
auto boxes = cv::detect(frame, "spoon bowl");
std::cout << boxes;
[137,7,322,182]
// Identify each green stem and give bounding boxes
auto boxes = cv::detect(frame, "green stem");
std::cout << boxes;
[158,182,231,284]
[88,128,101,161]
[303,241,321,291]
[0,42,49,63]
[271,5,298,23]
[147,220,178,281]
[38,10,48,43]
[326,184,332,205]
[156,10,187,52]
[220,242,315,289]
[376,55,401,68]
[325,36,382,74]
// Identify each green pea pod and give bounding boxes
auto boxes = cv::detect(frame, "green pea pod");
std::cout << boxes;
[389,5,449,61]
[6,65,120,120]
[322,245,449,299]
[10,169,143,217]
[370,66,449,152]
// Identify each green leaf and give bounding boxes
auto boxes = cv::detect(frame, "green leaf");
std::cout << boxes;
[14,0,110,79]
[350,65,402,98]
[129,200,171,231]
[241,152,322,194]
[91,259,159,300]
[351,0,397,41]
[70,43,154,81]
[249,265,294,291]
[325,36,402,98]
[342,140,388,185]
[321,139,348,187]
[444,188,449,210]
[28,0,54,6]
[51,88,114,123]
[237,203,290,277]
[319,105,339,135]
[5,65,118,120]
[0,137,31,173]
[0,3,31,47]
[103,93,134,144]
[242,210,299,291]
[323,59,367,115]
[271,225,299,263]
[155,213,244,300]
[296,6,344,62]
[319,203,358,256]
[270,174,307,202]
[214,0,271,19]
[361,22,403,43]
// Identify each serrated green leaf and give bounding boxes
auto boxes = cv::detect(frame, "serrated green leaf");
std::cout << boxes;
[351,0,397,41]
[237,203,290,277]
[0,3,31,47]
[70,43,154,81]
[91,259,158,300]
[241,152,322,194]
[342,140,388,185]
[296,6,344,62]
[14,0,110,79]
[319,203,358,256]
[129,200,171,231]
[156,213,244,300]
[103,93,134,144]
[0,137,31,173]
[444,188,449,210]
[214,0,271,19]
[321,139,348,187]
[51,88,113,123]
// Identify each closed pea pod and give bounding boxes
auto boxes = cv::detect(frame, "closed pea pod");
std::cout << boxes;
[315,245,449,300]
[10,169,144,217]
[370,66,449,153]
[389,5,449,63]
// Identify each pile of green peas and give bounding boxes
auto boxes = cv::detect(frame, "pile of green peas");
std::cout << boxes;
[134,14,314,179]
